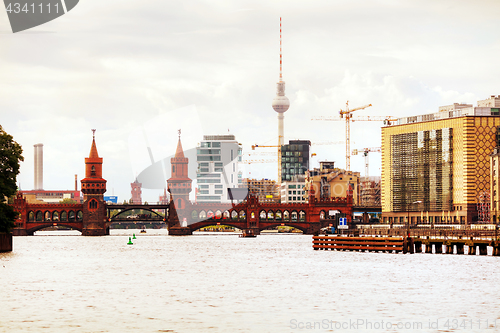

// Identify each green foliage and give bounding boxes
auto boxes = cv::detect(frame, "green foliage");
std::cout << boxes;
[59,198,78,204]
[0,203,16,233]
[0,126,23,198]
[0,126,23,233]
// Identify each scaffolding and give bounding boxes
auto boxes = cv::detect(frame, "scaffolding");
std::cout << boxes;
[391,128,453,212]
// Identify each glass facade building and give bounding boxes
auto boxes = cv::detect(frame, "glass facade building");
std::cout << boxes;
[382,95,500,225]
[281,140,311,182]
[391,128,453,213]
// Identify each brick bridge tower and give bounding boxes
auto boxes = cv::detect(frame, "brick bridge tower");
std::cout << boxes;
[81,130,108,236]
[167,130,192,235]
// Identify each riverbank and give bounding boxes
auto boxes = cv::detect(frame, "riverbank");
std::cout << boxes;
[0,233,12,252]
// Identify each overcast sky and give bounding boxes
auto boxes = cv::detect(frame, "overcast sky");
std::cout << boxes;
[1,0,500,203]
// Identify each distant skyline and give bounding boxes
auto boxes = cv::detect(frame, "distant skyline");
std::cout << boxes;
[2,0,500,203]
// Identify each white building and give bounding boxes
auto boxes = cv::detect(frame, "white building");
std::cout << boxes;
[196,135,242,203]
[280,181,307,203]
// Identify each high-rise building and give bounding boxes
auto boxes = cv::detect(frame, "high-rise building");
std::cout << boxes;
[195,135,242,203]
[382,95,500,225]
[272,18,290,186]
[281,140,310,182]
[34,143,43,190]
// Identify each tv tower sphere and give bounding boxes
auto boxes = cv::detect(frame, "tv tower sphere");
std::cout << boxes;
[272,82,290,113]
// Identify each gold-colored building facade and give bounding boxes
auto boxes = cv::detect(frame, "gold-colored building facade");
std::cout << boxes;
[305,162,360,205]
[382,97,500,225]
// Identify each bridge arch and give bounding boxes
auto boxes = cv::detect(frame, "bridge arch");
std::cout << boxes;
[231,210,238,220]
[283,210,290,221]
[260,222,306,233]
[36,211,43,222]
[267,210,274,220]
[275,210,282,221]
[199,210,206,219]
[189,220,244,232]
[60,211,67,221]
[28,211,34,222]
[68,210,75,221]
[27,223,83,234]
[259,210,266,221]
[52,211,59,221]
[110,207,164,220]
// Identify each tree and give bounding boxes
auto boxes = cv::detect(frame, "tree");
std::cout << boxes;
[0,125,23,233]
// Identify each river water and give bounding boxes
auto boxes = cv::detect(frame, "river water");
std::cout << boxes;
[1,230,499,332]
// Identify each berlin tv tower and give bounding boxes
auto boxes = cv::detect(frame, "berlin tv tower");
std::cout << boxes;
[271,17,290,184]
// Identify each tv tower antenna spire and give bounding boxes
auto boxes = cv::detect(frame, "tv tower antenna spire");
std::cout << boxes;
[279,17,283,82]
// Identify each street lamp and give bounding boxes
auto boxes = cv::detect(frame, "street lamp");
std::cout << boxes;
[407,200,422,232]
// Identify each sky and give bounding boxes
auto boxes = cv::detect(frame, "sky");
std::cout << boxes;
[1,0,500,203]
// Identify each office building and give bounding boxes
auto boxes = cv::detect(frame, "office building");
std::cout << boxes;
[305,161,360,205]
[240,178,280,203]
[281,140,311,182]
[382,95,500,225]
[196,135,242,203]
[281,180,307,203]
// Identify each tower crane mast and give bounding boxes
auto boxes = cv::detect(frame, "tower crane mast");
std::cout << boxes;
[352,147,381,180]
[339,102,372,171]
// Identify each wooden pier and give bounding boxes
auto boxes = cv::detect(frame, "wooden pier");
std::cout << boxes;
[313,236,406,253]
[313,230,500,256]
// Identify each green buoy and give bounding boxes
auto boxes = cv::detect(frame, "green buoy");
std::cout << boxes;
[132,233,136,239]
[127,237,133,245]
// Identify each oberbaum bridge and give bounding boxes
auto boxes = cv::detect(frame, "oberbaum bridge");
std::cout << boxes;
[12,133,364,237]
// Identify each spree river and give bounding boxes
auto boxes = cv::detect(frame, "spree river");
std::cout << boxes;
[1,230,499,333]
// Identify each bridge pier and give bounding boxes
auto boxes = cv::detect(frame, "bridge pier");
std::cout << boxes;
[424,242,433,253]
[168,227,192,236]
[445,244,454,254]
[414,241,422,253]
[434,243,443,254]
[493,245,500,256]
[12,228,27,236]
[468,244,476,255]
[456,243,464,255]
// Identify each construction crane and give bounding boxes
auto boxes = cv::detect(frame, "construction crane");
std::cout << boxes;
[352,147,381,180]
[242,159,277,164]
[313,102,396,171]
[339,102,372,171]
[251,144,282,185]
[247,141,344,157]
